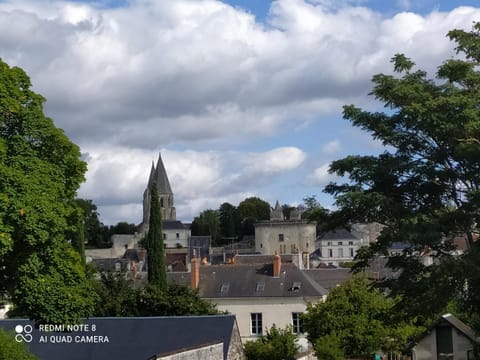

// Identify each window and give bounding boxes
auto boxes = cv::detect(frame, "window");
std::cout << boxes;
[220,283,230,295]
[350,248,354,257]
[163,233,167,240]
[290,282,301,291]
[348,241,354,245]
[251,313,263,335]
[327,241,332,246]
[338,241,343,246]
[280,244,286,254]
[338,248,343,258]
[176,232,180,239]
[256,282,265,292]
[328,249,333,257]
[292,313,304,334]
[291,244,297,253]
[278,234,284,242]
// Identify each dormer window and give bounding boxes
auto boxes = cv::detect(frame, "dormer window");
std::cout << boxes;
[289,282,301,291]
[220,283,230,295]
[256,282,265,292]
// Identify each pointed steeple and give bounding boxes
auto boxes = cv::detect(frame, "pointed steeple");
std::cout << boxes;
[142,152,176,232]
[153,153,173,195]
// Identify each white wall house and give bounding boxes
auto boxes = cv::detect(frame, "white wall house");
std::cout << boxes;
[162,220,190,248]
[315,228,362,267]
[191,254,327,347]
[409,314,477,360]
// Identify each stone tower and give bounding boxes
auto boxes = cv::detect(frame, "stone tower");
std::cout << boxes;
[142,153,176,233]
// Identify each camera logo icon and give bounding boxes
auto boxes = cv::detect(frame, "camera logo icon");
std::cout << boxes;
[15,324,33,343]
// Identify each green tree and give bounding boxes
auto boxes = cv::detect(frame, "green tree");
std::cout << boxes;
[138,284,219,316]
[302,276,420,359]
[313,334,345,360]
[324,23,480,325]
[218,202,237,243]
[191,209,221,245]
[93,271,139,317]
[244,325,299,360]
[75,199,106,248]
[0,328,37,360]
[92,274,218,317]
[0,59,96,324]
[145,183,167,290]
[301,195,331,233]
[237,197,271,237]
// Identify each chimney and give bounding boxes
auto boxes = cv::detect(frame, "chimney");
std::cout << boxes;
[273,252,281,277]
[191,256,200,289]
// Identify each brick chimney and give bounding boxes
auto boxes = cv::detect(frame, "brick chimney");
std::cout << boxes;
[273,251,281,277]
[191,256,200,289]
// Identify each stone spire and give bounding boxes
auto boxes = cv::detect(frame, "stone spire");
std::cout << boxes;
[142,153,176,232]
[270,200,284,221]
[149,153,173,195]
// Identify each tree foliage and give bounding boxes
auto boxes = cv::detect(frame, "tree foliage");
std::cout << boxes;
[0,328,37,360]
[93,272,218,317]
[191,209,221,245]
[146,184,167,290]
[0,58,96,324]
[303,276,420,358]
[244,325,299,360]
[324,23,480,325]
[237,197,271,236]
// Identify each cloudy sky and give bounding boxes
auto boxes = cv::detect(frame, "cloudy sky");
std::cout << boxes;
[1,0,479,224]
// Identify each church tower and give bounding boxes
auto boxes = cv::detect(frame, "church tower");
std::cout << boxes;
[142,153,176,232]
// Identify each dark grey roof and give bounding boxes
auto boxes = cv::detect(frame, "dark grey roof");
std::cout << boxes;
[234,254,294,265]
[163,220,187,230]
[167,272,190,287]
[148,153,173,195]
[318,228,359,241]
[198,263,328,298]
[442,314,478,342]
[302,269,352,289]
[0,315,237,360]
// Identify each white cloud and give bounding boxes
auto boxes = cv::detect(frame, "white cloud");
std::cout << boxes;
[78,146,306,223]
[322,139,341,155]
[2,0,479,223]
[307,163,337,186]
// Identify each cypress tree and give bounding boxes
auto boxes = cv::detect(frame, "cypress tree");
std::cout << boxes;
[146,183,167,290]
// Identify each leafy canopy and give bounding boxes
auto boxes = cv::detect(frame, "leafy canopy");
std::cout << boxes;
[324,23,480,323]
[302,276,420,359]
[244,325,299,360]
[0,59,96,324]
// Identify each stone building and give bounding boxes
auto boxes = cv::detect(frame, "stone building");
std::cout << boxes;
[140,153,177,235]
[254,201,315,268]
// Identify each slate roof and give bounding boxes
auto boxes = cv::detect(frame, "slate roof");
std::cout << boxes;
[302,269,352,289]
[163,220,188,230]
[317,228,359,241]
[442,313,478,343]
[198,263,328,298]
[148,153,173,195]
[0,315,238,360]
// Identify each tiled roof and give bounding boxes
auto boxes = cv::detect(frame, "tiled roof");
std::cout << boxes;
[318,228,359,241]
[302,269,352,289]
[198,263,328,298]
[0,315,238,360]
[442,314,477,342]
[163,220,188,230]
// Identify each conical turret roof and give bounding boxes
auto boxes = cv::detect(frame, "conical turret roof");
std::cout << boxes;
[149,153,173,194]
